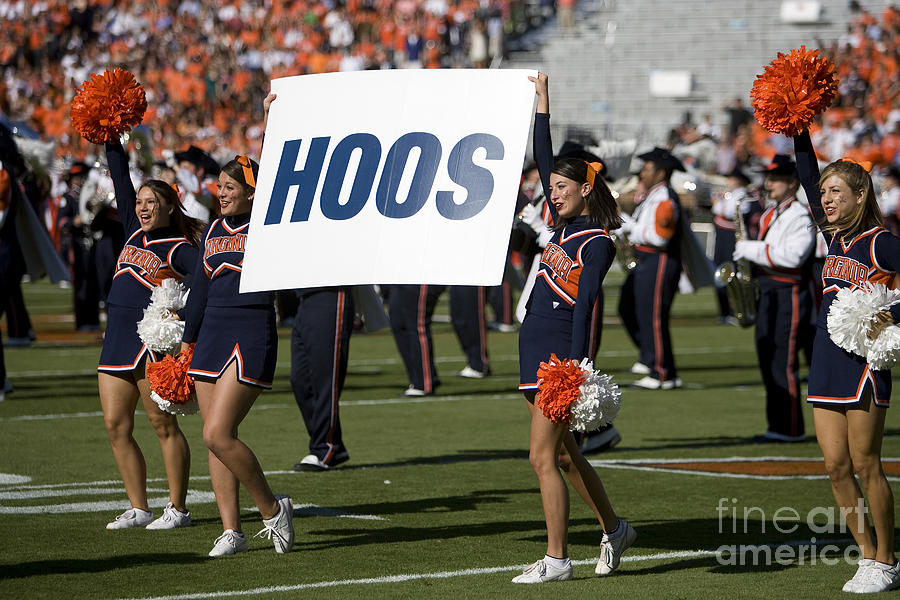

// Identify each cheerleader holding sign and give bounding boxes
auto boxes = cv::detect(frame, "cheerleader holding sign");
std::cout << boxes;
[180,93,294,556]
[752,48,900,593]
[513,73,634,584]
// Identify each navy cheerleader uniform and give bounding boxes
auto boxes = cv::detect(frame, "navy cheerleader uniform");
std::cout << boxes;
[182,214,277,388]
[519,113,615,390]
[795,132,900,407]
[97,141,197,373]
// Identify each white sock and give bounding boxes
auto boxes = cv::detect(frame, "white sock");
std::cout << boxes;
[133,508,152,517]
[544,555,570,569]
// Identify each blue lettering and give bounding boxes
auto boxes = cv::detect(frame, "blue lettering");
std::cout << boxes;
[265,137,330,224]
[436,133,504,220]
[376,132,441,219]
[320,134,382,221]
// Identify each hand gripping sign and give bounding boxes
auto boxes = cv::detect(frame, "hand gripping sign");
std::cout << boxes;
[240,69,537,292]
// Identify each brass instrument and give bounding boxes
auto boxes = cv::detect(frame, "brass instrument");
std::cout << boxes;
[610,230,637,271]
[714,193,758,327]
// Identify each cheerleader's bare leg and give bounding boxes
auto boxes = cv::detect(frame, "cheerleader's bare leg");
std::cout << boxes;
[526,394,570,559]
[844,393,895,566]
[99,371,149,511]
[558,434,618,532]
[814,403,877,560]
[135,362,190,511]
[196,362,279,523]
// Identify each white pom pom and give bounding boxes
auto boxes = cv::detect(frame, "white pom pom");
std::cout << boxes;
[137,278,187,352]
[827,282,900,370]
[137,307,185,352]
[150,278,187,311]
[568,358,622,432]
[867,326,900,370]
[827,287,876,356]
[150,390,199,416]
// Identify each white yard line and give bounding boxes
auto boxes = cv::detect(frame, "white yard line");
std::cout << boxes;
[116,540,852,600]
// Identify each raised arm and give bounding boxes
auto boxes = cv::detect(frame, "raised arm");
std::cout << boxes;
[104,139,140,233]
[794,130,830,244]
[528,73,558,224]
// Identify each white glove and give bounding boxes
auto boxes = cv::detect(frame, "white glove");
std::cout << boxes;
[733,240,763,263]
[615,213,635,235]
[519,203,545,231]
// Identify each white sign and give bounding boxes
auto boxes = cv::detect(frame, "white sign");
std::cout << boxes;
[240,69,536,292]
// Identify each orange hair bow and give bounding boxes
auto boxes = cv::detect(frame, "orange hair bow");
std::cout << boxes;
[235,155,256,188]
[585,161,604,187]
[840,157,872,173]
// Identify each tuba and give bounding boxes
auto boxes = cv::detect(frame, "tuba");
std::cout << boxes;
[714,193,758,327]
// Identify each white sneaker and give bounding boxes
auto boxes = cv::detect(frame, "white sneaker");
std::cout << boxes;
[843,559,874,592]
[254,495,294,553]
[208,529,248,557]
[106,507,153,530]
[146,502,192,530]
[404,385,427,397]
[629,362,651,375]
[511,559,573,583]
[596,519,637,575]
[632,376,682,390]
[458,366,487,379]
[851,560,900,593]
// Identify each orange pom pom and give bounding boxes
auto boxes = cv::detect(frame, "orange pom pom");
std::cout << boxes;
[70,68,148,144]
[146,347,195,405]
[535,354,586,425]
[750,46,839,137]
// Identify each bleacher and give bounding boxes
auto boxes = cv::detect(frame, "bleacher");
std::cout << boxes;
[503,0,894,149]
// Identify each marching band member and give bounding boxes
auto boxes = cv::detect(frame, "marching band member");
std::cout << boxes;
[711,167,753,324]
[733,155,815,443]
[512,72,634,584]
[181,135,294,556]
[289,285,355,471]
[617,148,685,390]
[795,131,900,593]
[98,138,203,530]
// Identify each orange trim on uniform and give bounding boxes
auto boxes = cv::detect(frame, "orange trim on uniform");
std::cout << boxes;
[653,200,676,240]
[98,345,156,371]
[188,344,272,388]
[416,285,434,393]
[808,365,886,406]
[324,290,346,463]
[652,254,667,381]
[787,286,800,434]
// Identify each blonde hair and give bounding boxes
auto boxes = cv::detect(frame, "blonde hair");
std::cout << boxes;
[817,160,882,238]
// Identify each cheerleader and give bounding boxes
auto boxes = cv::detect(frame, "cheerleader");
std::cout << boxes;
[794,130,900,593]
[512,73,635,584]
[98,139,203,530]
[180,120,294,556]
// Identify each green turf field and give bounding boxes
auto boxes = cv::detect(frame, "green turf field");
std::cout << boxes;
[1,275,898,599]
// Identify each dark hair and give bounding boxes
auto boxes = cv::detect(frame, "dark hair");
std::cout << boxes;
[550,157,622,231]
[221,156,259,196]
[817,160,881,238]
[137,180,204,247]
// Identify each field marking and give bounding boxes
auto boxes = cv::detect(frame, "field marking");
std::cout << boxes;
[0,490,217,514]
[0,475,383,519]
[590,456,900,482]
[116,539,854,600]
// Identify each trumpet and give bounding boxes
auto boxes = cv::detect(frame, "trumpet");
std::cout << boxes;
[714,193,758,327]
